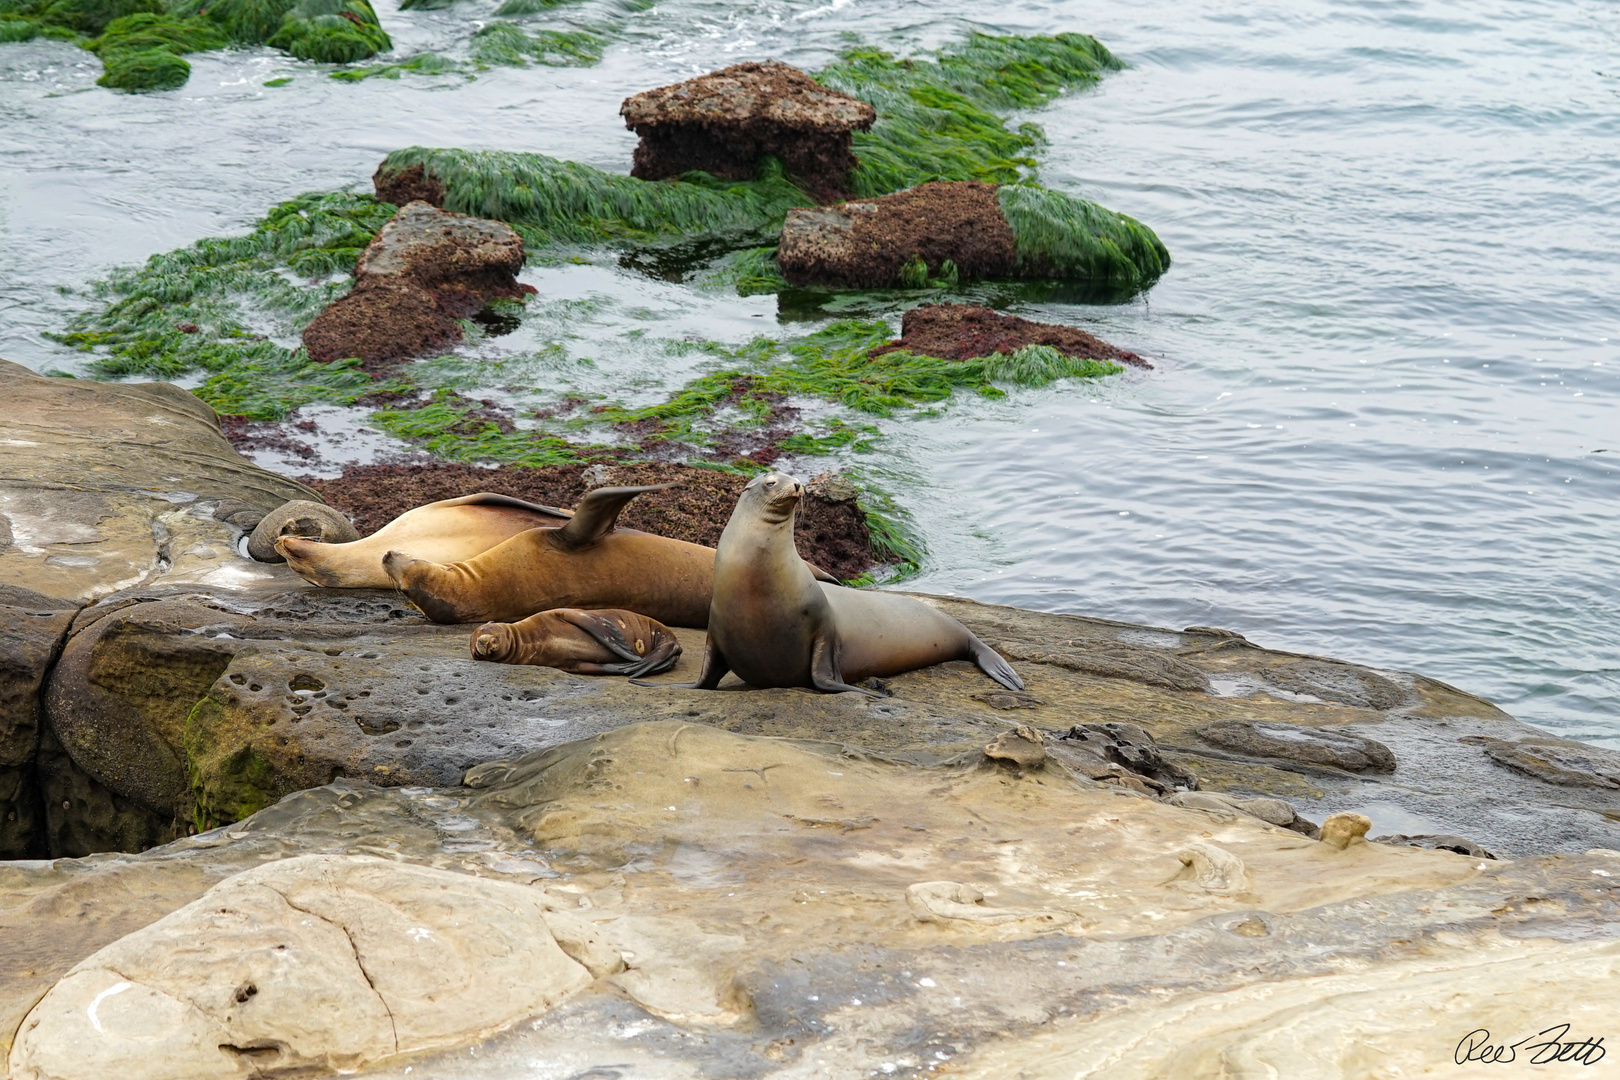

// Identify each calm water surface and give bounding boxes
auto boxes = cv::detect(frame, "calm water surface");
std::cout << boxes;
[2,0,1616,744]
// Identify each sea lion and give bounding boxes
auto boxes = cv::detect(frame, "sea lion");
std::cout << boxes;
[470,608,681,677]
[640,471,1022,695]
[247,500,360,563]
[274,492,572,588]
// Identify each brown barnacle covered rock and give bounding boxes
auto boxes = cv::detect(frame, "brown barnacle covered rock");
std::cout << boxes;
[302,201,533,372]
[775,180,1017,288]
[871,302,1149,368]
[620,60,875,203]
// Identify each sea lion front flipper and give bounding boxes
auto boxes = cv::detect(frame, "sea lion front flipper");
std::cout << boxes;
[810,629,885,697]
[806,562,840,584]
[553,483,679,550]
[554,609,682,677]
[441,492,574,520]
[633,633,727,689]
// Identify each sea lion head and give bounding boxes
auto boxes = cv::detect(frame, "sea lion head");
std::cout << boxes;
[739,471,805,525]
[248,500,359,562]
[470,621,519,662]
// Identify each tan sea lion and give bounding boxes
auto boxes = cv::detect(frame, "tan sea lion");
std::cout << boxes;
[470,608,681,676]
[274,492,572,588]
[638,471,1023,695]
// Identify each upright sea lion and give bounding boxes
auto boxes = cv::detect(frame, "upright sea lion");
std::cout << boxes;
[470,608,681,677]
[274,492,572,588]
[640,471,1022,695]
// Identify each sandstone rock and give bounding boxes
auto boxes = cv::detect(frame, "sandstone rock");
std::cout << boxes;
[1163,791,1320,839]
[1047,722,1199,794]
[5,723,1620,1080]
[0,359,318,606]
[905,881,1075,931]
[620,60,875,202]
[1196,719,1396,773]
[302,201,532,371]
[871,302,1148,368]
[1169,841,1251,893]
[1481,736,1620,789]
[0,586,77,778]
[983,725,1046,769]
[1319,812,1372,850]
[7,855,591,1080]
[1261,659,1408,710]
[372,161,444,208]
[777,181,1017,288]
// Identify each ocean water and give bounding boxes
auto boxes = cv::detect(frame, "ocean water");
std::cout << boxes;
[1,0,1616,745]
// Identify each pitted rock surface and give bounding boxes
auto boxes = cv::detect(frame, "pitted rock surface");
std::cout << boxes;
[621,60,874,201]
[302,201,532,370]
[1195,719,1397,773]
[777,181,1018,287]
[1261,659,1408,710]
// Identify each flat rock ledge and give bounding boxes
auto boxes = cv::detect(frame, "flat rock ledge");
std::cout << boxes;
[620,60,876,203]
[871,302,1148,368]
[302,201,533,371]
[4,723,1618,1079]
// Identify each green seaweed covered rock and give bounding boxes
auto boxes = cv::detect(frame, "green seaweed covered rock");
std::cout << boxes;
[265,0,389,63]
[38,0,159,34]
[96,44,189,89]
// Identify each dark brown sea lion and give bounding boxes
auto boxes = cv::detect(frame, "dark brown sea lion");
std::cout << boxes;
[274,492,572,588]
[470,608,681,676]
[639,471,1023,695]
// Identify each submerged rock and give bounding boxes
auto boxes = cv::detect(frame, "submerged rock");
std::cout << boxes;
[1480,736,1620,789]
[872,302,1148,368]
[302,201,532,371]
[1196,718,1397,773]
[621,60,875,203]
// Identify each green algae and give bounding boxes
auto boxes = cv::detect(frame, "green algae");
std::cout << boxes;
[469,20,600,67]
[369,389,617,467]
[328,51,459,80]
[998,183,1171,291]
[90,13,224,90]
[53,190,394,383]
[265,0,388,63]
[185,694,276,830]
[96,44,188,88]
[39,0,159,34]
[378,146,812,249]
[814,33,1121,198]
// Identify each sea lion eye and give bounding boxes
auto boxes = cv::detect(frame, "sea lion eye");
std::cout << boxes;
[765,480,777,487]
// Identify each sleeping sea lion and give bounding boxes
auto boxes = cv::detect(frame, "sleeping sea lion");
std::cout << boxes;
[248,500,360,562]
[274,492,572,588]
[638,471,1022,695]
[470,608,681,677]
[386,483,845,627]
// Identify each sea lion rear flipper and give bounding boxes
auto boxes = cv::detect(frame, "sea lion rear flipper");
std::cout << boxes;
[554,483,679,550]
[441,492,574,520]
[810,630,885,697]
[555,609,681,676]
[633,633,726,689]
[969,636,1025,691]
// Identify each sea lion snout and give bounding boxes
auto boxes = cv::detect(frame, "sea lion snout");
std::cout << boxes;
[470,622,516,661]
[749,471,805,521]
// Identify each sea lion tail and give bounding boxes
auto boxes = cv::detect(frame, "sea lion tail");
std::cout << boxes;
[969,637,1024,691]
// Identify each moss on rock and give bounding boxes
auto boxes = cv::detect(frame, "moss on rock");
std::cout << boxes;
[95,43,189,89]
[38,0,159,35]
[185,694,279,831]
[469,21,600,67]
[265,0,388,62]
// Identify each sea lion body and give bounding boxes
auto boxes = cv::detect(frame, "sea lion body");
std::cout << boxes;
[470,608,681,676]
[654,472,1022,694]
[385,484,717,627]
[275,492,571,588]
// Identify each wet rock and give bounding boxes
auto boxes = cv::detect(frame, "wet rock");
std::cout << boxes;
[0,359,318,605]
[871,302,1148,368]
[1261,659,1408,710]
[0,586,77,772]
[8,855,592,1080]
[1374,833,1497,859]
[302,201,533,371]
[373,161,444,207]
[1045,722,1199,795]
[304,461,879,584]
[996,641,1210,693]
[1196,718,1396,773]
[1480,737,1620,789]
[1163,791,1320,839]
[620,60,875,203]
[777,180,1017,288]
[0,765,43,858]
[36,725,180,857]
